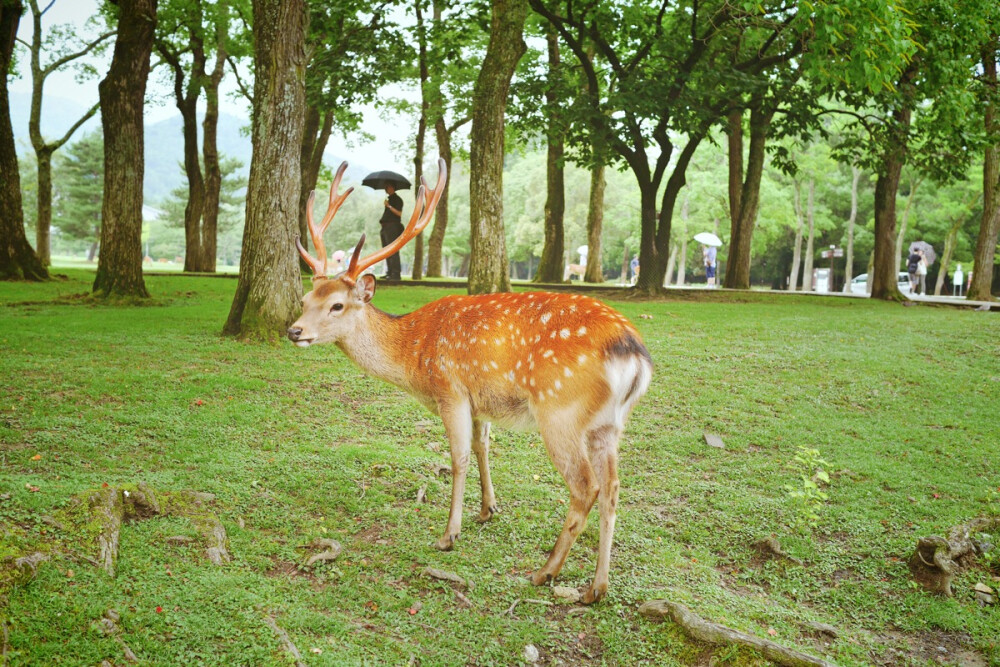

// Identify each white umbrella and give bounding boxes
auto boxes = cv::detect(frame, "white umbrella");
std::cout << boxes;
[694,232,723,247]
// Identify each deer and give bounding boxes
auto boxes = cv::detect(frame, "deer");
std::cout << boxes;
[287,159,652,603]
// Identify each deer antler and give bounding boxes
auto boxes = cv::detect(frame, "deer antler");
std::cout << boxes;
[344,158,447,283]
[296,161,354,279]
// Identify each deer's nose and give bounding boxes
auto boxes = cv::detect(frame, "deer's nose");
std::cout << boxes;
[287,327,303,341]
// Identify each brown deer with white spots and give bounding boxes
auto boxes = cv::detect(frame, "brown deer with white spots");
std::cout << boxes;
[287,159,652,603]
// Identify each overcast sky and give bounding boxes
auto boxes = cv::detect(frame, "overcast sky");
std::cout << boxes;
[10,0,415,173]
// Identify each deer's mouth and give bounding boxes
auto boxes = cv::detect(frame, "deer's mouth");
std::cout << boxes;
[293,339,313,348]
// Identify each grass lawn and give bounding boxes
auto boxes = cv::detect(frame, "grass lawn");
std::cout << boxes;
[1,270,998,666]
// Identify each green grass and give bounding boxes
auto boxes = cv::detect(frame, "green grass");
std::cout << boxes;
[1,270,998,666]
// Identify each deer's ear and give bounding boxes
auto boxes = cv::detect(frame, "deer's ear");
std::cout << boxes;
[358,274,376,303]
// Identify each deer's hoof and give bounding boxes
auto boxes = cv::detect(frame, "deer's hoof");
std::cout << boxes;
[530,569,553,586]
[581,582,607,605]
[475,505,499,523]
[434,533,457,551]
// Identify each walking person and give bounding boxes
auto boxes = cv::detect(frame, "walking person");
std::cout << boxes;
[953,264,964,297]
[703,245,717,288]
[915,249,928,295]
[906,247,922,293]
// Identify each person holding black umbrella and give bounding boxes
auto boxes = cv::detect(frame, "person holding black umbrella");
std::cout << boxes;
[380,184,405,279]
[363,170,412,280]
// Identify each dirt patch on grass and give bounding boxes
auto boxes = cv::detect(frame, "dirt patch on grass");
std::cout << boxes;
[880,630,988,667]
[264,557,316,580]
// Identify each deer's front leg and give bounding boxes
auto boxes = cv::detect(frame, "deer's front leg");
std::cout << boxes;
[435,400,473,551]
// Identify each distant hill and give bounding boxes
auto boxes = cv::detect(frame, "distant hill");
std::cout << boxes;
[10,91,372,204]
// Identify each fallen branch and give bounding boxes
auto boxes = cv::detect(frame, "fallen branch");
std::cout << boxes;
[639,600,838,667]
[908,516,1000,596]
[506,598,553,617]
[264,615,306,667]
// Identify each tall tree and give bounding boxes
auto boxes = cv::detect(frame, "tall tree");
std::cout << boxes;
[531,0,812,293]
[424,0,480,277]
[968,38,1000,300]
[155,0,236,272]
[21,0,113,266]
[411,0,429,280]
[467,0,527,294]
[841,166,861,291]
[297,1,403,268]
[223,0,308,340]
[533,28,565,283]
[0,0,47,281]
[55,130,104,261]
[92,0,157,298]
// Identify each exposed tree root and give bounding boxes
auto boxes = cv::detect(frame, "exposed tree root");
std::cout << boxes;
[639,600,838,667]
[264,615,306,667]
[88,484,230,577]
[909,517,1000,596]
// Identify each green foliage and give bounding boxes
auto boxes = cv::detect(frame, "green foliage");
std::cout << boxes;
[53,129,104,246]
[783,447,831,533]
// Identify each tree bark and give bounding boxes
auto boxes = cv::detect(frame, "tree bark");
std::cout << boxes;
[584,162,604,283]
[426,114,453,277]
[727,108,742,231]
[92,0,157,298]
[0,1,47,281]
[200,15,228,273]
[724,102,772,289]
[842,166,860,291]
[223,0,307,340]
[467,0,527,294]
[802,180,816,291]
[789,180,803,291]
[411,0,430,280]
[297,105,333,264]
[534,29,565,283]
[968,42,1000,301]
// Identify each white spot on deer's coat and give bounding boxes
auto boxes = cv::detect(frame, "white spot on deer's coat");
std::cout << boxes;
[490,361,499,369]
[577,326,587,336]
[578,354,587,364]
[543,350,554,358]
[554,380,562,390]
[529,378,536,387]
[559,328,570,339]
[564,367,573,377]
[540,312,552,324]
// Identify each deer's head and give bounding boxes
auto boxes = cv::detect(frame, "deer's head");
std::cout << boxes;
[287,159,447,348]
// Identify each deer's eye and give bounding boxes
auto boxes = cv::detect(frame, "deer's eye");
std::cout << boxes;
[330,303,344,313]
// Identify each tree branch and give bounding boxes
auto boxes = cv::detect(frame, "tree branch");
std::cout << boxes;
[226,55,253,103]
[42,30,115,76]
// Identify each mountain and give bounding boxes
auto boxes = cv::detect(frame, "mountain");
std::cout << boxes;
[10,91,373,203]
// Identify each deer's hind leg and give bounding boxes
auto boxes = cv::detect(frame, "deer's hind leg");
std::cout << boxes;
[582,424,621,604]
[530,419,598,586]
[471,419,499,523]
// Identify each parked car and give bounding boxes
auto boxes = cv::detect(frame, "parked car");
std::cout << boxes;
[849,273,912,295]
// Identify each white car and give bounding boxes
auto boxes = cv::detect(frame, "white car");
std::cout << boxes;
[849,273,912,295]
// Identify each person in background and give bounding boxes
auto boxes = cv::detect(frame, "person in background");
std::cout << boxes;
[952,263,964,297]
[906,247,922,293]
[703,245,717,288]
[380,185,404,280]
[915,248,928,295]
[629,254,640,285]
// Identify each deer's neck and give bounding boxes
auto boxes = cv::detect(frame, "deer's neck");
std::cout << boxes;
[336,306,411,388]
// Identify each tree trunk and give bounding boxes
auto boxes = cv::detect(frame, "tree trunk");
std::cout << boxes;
[584,162,604,283]
[297,105,333,267]
[727,108,742,232]
[802,180,816,291]
[534,29,565,283]
[0,2,47,281]
[789,181,804,291]
[200,30,227,273]
[411,0,429,281]
[34,148,52,264]
[467,0,527,294]
[426,115,452,277]
[724,102,772,289]
[179,95,206,272]
[663,243,677,288]
[842,166,860,291]
[92,0,156,298]
[968,43,1000,301]
[223,0,307,340]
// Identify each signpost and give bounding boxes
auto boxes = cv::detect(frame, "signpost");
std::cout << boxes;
[820,246,843,292]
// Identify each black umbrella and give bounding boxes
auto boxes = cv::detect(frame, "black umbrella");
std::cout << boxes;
[362,170,411,191]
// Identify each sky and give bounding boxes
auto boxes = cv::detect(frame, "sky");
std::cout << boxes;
[10,0,416,173]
